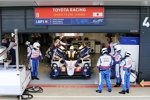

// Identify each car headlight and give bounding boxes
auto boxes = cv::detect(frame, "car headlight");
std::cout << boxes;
[54,69,58,72]
[52,64,57,69]
[84,63,89,67]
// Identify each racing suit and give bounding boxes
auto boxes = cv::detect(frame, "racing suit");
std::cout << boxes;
[28,48,43,78]
[54,39,67,47]
[27,45,33,69]
[97,54,113,92]
[114,52,122,86]
[120,57,132,92]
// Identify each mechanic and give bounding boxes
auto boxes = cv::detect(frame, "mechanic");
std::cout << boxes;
[114,45,122,87]
[53,45,66,60]
[7,35,16,65]
[45,46,53,65]
[54,36,68,47]
[25,41,33,54]
[1,38,8,47]
[27,42,43,80]
[109,43,118,79]
[119,51,132,94]
[52,36,68,58]
[25,41,33,69]
[107,37,113,54]
[96,48,113,93]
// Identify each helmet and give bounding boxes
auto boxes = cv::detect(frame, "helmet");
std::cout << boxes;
[115,45,121,52]
[102,48,107,54]
[125,51,131,56]
[25,41,30,46]
[33,42,40,50]
[69,45,74,50]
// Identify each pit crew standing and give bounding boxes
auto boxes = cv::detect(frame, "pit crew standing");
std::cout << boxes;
[96,48,113,93]
[52,36,68,58]
[119,51,132,94]
[54,36,67,48]
[114,45,122,87]
[27,42,43,80]
[25,41,33,54]
[109,43,118,79]
[8,36,16,65]
[25,41,33,69]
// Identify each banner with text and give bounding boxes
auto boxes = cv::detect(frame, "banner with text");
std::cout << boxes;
[34,7,104,25]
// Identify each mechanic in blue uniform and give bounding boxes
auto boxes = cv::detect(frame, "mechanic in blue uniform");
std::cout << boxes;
[114,45,122,87]
[96,48,114,93]
[119,51,132,94]
[27,42,43,80]
[8,36,16,65]
[109,43,118,79]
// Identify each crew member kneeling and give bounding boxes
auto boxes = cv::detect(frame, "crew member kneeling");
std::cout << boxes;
[119,51,132,94]
[96,48,113,93]
[28,42,43,80]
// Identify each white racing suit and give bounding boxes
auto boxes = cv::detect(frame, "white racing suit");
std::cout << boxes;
[27,48,43,78]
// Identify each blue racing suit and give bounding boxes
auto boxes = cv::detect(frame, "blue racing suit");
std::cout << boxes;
[28,48,43,77]
[114,52,122,85]
[97,54,113,92]
[120,57,132,91]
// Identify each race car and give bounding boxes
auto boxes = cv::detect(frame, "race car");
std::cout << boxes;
[50,45,92,78]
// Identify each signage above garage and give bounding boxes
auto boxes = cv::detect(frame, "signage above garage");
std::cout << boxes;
[34,7,104,25]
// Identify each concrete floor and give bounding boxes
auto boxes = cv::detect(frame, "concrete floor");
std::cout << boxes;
[0,87,150,100]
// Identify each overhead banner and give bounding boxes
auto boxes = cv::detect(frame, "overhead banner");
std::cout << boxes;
[34,7,104,25]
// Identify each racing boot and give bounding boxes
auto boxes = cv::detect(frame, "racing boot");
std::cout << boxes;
[96,90,102,93]
[126,89,129,93]
[108,89,112,92]
[114,83,121,87]
[35,77,39,80]
[119,91,126,94]
[31,76,35,80]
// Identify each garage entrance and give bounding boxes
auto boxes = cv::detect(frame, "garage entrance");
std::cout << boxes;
[4,32,139,85]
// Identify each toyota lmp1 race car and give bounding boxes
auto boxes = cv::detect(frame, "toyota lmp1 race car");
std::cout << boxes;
[49,45,92,79]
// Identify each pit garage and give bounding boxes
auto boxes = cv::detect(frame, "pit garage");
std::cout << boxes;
[1,32,140,85]
[0,6,147,86]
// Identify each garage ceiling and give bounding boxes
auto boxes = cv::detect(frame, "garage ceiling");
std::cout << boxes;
[0,0,150,6]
